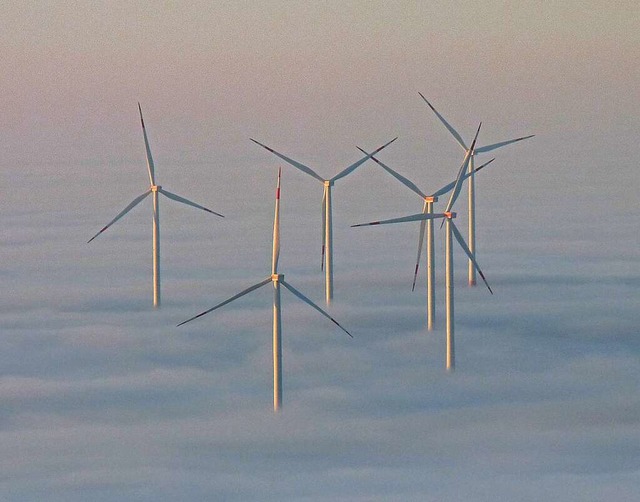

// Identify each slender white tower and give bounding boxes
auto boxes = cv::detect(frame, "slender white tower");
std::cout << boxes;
[323,180,334,303]
[425,198,435,330]
[444,213,455,371]
[144,103,161,307]
[272,278,282,411]
[152,185,160,307]
[272,168,283,411]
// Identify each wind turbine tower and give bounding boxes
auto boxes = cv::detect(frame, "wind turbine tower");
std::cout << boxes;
[352,150,492,370]
[419,93,533,286]
[357,124,494,330]
[178,169,351,411]
[250,137,397,304]
[88,104,224,307]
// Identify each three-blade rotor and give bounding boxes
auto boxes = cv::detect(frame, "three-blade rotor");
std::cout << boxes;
[443,122,482,216]
[356,142,495,288]
[352,211,492,294]
[88,104,223,243]
[419,94,534,155]
[177,275,352,337]
[252,136,398,283]
[178,170,352,337]
[250,137,398,185]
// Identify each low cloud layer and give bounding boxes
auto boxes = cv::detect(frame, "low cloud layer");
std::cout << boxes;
[1,135,638,501]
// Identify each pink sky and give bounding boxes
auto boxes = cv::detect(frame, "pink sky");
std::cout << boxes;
[1,1,637,169]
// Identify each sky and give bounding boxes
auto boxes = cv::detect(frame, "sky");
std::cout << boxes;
[1,1,639,500]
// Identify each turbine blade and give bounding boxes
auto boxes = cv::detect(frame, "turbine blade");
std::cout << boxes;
[442,150,472,215]
[321,186,327,271]
[431,177,462,199]
[474,134,535,154]
[412,216,427,292]
[443,122,482,214]
[159,189,224,217]
[272,168,281,274]
[431,158,495,198]
[352,212,447,227]
[280,280,352,337]
[87,190,151,243]
[330,137,398,182]
[177,277,272,326]
[450,221,493,294]
[356,146,426,199]
[250,138,324,183]
[418,93,467,151]
[138,103,156,186]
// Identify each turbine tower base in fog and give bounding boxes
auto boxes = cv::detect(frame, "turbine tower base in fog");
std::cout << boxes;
[273,274,283,411]
[178,169,352,412]
[152,185,161,307]
[426,198,436,330]
[445,215,455,371]
[324,180,334,304]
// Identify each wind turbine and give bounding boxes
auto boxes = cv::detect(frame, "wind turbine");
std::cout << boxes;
[88,103,224,307]
[250,136,397,304]
[352,156,492,371]
[356,124,495,330]
[178,169,351,412]
[419,93,533,286]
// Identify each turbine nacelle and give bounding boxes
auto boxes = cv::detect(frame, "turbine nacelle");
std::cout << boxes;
[424,195,438,203]
[151,185,162,192]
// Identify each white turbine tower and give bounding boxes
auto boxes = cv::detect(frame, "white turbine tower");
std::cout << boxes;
[88,104,224,307]
[356,124,494,330]
[178,169,351,412]
[250,137,397,304]
[352,159,492,371]
[419,93,533,286]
